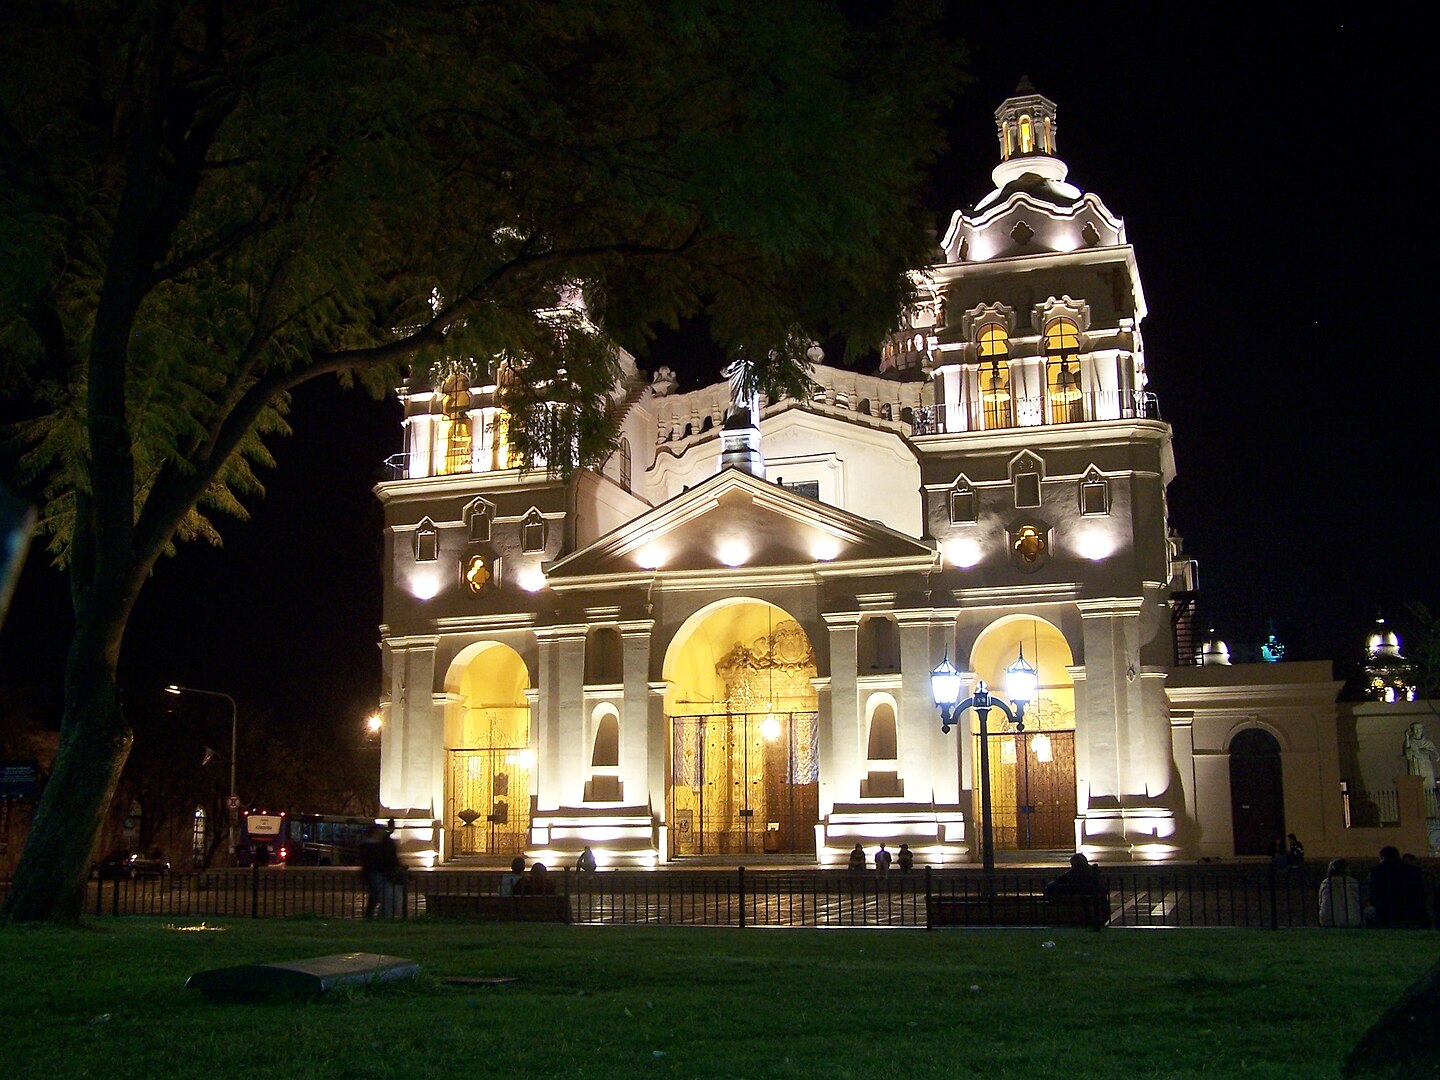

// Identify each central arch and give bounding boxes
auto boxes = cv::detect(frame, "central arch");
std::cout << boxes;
[663,599,819,858]
[443,642,532,859]
[969,615,1078,850]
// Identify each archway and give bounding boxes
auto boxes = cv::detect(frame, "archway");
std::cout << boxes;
[663,599,819,857]
[1229,728,1284,856]
[969,616,1078,850]
[443,642,532,858]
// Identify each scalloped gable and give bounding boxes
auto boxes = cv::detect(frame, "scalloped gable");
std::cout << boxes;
[547,468,935,581]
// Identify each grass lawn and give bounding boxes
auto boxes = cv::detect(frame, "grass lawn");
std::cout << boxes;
[0,919,1431,1079]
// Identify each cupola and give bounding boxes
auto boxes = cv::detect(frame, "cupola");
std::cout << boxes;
[1366,616,1402,659]
[992,77,1068,189]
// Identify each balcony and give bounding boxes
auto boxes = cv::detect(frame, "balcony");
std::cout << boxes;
[911,390,1160,436]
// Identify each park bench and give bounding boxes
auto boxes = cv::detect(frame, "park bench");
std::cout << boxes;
[423,892,570,922]
[926,892,1109,928]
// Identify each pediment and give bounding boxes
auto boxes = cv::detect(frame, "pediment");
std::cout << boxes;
[547,468,935,583]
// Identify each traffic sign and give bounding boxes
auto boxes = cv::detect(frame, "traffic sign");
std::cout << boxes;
[227,795,240,810]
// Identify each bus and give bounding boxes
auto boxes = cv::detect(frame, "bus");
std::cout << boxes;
[241,812,374,866]
[283,814,373,866]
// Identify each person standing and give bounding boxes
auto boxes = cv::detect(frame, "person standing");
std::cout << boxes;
[874,843,892,879]
[576,846,598,872]
[897,843,914,873]
[359,824,392,918]
[500,856,527,896]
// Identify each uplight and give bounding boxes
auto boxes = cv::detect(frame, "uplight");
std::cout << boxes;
[946,537,983,568]
[717,539,751,567]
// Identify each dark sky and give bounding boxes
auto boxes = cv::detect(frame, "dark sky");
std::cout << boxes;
[2,9,1431,738]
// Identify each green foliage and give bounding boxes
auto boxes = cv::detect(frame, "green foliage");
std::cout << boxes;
[2,0,956,569]
[0,921,1432,1078]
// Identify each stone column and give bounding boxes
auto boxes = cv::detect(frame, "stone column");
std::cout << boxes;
[619,620,655,805]
[821,613,862,810]
[1076,597,1178,857]
[534,626,587,810]
[896,612,955,804]
[380,641,440,817]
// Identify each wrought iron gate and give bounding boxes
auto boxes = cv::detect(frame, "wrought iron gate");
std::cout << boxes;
[669,712,819,857]
[447,748,531,857]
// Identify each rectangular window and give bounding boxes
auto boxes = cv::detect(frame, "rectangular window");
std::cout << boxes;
[1081,479,1109,516]
[1014,472,1041,508]
[414,526,438,562]
[468,513,491,543]
[522,519,545,553]
[949,488,976,524]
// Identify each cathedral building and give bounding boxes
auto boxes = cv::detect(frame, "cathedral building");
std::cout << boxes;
[373,83,1425,867]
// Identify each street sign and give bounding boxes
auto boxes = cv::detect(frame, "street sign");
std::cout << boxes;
[227,795,240,810]
[0,761,39,800]
[245,813,282,837]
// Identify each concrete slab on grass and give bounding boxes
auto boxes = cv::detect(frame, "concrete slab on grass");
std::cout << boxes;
[185,952,420,998]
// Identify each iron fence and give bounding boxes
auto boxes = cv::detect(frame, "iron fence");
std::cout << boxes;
[6,860,1436,929]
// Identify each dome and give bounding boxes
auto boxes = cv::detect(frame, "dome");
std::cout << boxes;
[1199,636,1231,666]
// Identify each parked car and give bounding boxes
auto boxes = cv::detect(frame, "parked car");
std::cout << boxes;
[92,848,171,880]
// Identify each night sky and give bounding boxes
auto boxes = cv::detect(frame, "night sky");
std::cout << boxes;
[2,9,1432,741]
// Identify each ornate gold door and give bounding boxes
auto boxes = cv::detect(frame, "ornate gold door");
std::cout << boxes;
[448,748,531,857]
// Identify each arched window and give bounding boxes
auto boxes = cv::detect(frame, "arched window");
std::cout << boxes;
[591,712,620,768]
[1018,114,1033,154]
[977,323,1011,429]
[1045,318,1083,424]
[586,706,622,802]
[861,701,903,798]
[867,704,898,761]
[440,371,473,475]
[618,438,632,492]
[191,806,207,865]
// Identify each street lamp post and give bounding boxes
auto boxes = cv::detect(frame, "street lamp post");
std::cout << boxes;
[166,684,239,862]
[931,648,1038,873]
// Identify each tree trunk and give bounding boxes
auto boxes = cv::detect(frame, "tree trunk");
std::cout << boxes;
[1,608,133,924]
[1344,961,1440,1079]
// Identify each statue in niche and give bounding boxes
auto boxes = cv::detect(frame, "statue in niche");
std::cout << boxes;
[1403,722,1438,787]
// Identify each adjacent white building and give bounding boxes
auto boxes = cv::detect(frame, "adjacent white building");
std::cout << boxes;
[373,83,1436,867]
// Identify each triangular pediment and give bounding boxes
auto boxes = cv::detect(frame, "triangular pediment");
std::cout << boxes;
[547,468,935,583]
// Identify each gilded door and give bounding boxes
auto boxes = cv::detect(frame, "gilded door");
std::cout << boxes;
[448,748,531,857]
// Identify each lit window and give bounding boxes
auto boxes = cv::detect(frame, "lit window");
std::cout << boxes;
[619,438,632,492]
[414,520,439,562]
[521,512,546,553]
[1045,319,1083,424]
[1013,525,1047,564]
[1080,471,1109,516]
[463,554,491,593]
[1018,114,1033,154]
[977,324,1011,429]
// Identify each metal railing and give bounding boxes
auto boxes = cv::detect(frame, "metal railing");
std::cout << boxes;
[14,860,1433,929]
[911,390,1160,435]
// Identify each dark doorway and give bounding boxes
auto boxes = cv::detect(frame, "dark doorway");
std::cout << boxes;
[1229,728,1284,856]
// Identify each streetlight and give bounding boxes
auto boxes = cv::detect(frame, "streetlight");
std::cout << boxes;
[365,713,383,737]
[166,684,239,862]
[931,647,1039,873]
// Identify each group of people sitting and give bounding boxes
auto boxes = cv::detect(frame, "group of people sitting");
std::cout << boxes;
[847,842,915,875]
[499,856,557,896]
[1318,846,1431,928]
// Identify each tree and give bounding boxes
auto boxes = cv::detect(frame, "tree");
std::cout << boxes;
[0,0,958,921]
